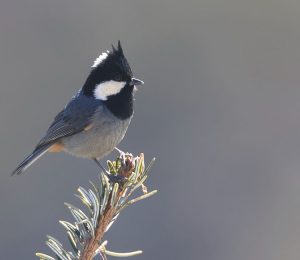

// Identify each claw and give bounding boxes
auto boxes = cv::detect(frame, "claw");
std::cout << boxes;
[107,174,126,183]
[93,158,126,183]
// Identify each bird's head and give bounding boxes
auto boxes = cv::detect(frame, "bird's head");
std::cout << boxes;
[83,41,144,101]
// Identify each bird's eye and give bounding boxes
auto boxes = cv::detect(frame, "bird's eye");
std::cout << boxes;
[115,75,122,81]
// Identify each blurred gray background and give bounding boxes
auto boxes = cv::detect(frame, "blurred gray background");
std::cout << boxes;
[1,0,300,259]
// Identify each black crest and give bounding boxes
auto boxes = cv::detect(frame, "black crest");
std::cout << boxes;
[82,41,133,96]
[82,41,135,120]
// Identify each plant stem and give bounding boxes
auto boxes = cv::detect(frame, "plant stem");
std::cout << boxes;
[80,197,117,260]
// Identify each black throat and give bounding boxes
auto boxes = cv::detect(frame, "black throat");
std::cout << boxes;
[103,84,134,120]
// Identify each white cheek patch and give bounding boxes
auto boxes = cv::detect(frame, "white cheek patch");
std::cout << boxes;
[94,80,126,100]
[92,51,109,68]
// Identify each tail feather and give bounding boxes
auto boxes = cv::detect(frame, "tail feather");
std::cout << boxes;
[12,144,52,175]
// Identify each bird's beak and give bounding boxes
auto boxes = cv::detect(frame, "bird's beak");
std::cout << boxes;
[131,77,144,86]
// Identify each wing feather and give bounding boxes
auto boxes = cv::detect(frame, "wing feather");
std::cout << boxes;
[36,120,82,147]
[35,94,99,149]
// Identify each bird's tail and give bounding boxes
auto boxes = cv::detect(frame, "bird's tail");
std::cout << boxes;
[12,144,52,175]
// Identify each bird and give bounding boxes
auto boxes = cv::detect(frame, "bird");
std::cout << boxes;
[12,41,144,176]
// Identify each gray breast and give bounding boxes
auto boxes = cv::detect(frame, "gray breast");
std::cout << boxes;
[61,106,131,159]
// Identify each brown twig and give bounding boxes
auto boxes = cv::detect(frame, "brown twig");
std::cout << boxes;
[36,153,156,260]
[80,183,126,260]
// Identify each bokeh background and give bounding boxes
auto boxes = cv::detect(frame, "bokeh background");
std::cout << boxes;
[1,0,300,259]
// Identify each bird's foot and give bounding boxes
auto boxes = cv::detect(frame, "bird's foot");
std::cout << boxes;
[93,158,126,183]
[106,174,126,183]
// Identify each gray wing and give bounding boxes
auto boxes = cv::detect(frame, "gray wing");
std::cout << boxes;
[36,94,99,149]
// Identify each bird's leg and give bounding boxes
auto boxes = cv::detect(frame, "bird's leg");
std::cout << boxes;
[93,158,125,183]
[93,158,108,174]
